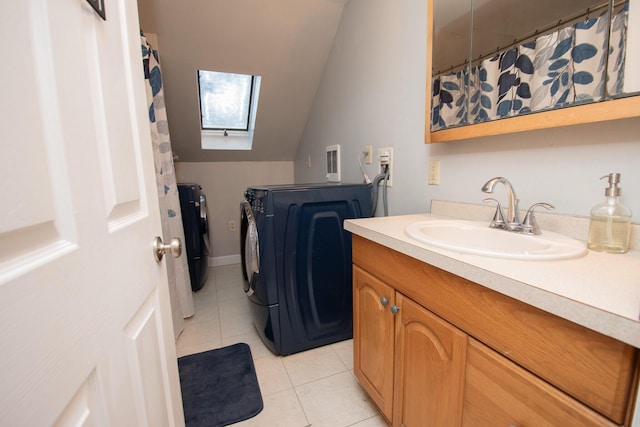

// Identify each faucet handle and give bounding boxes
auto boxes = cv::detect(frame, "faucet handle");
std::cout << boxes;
[483,198,506,229]
[521,202,555,235]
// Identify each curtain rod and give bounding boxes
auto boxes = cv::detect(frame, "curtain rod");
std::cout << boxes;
[434,0,627,76]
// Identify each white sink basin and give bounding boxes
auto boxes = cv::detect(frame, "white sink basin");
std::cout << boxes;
[405,220,587,261]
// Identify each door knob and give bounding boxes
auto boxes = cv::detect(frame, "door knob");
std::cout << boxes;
[153,236,182,262]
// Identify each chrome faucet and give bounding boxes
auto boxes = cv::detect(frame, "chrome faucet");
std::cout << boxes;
[482,177,520,230]
[481,177,555,235]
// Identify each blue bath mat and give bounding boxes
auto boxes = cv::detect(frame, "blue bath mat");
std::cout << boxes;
[178,343,263,426]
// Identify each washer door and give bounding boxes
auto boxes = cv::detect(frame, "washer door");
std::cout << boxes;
[198,193,209,236]
[197,191,210,257]
[240,200,259,295]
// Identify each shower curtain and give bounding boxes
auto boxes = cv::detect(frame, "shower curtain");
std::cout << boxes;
[432,4,629,131]
[141,32,195,339]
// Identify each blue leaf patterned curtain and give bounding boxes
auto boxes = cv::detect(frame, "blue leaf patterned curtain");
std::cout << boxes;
[431,4,629,131]
[432,69,468,130]
[608,5,629,96]
[141,33,195,338]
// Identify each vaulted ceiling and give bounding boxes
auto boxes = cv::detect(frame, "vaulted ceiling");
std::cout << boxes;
[137,0,347,162]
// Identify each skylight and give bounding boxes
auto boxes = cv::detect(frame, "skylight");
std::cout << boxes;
[197,70,261,150]
[198,70,254,131]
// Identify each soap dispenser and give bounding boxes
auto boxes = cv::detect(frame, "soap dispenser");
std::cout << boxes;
[587,173,632,253]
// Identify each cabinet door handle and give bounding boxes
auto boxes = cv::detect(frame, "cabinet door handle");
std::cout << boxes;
[390,305,400,315]
[380,297,389,307]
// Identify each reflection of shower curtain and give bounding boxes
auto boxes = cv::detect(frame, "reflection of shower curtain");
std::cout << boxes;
[432,5,629,131]
[141,33,195,339]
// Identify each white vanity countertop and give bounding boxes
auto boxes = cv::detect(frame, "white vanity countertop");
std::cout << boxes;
[345,213,640,348]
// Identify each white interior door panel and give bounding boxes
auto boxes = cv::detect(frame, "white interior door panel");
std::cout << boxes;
[0,0,184,425]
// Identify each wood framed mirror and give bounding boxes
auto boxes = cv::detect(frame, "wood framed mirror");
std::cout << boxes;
[426,0,640,143]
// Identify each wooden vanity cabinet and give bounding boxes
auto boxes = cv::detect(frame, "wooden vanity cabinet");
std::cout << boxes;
[352,235,639,427]
[353,266,396,420]
[354,267,467,426]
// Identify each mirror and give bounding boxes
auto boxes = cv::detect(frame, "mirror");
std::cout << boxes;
[428,0,640,142]
[431,0,471,129]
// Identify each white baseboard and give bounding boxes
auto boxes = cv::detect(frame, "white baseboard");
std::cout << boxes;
[209,255,241,267]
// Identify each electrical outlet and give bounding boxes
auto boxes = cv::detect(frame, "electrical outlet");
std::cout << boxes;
[364,145,373,164]
[428,160,440,185]
[228,220,237,231]
[378,147,393,187]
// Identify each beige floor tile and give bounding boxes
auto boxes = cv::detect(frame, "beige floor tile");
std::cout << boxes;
[231,388,309,427]
[185,297,219,324]
[215,271,246,302]
[192,286,217,305]
[351,414,390,426]
[282,344,349,386]
[219,298,254,339]
[295,371,378,427]
[253,356,293,396]
[214,263,240,280]
[331,338,354,370]
[217,286,245,304]
[221,329,276,361]
[176,318,221,353]
[192,270,217,295]
[176,341,222,358]
[216,277,248,301]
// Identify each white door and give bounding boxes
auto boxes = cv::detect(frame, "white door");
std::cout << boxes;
[0,0,184,426]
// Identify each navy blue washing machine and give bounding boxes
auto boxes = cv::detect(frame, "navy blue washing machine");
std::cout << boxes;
[240,183,372,355]
[178,183,210,292]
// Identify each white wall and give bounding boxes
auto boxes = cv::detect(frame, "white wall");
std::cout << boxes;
[295,0,640,222]
[175,161,294,260]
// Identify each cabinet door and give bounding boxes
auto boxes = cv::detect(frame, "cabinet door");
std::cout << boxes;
[462,339,619,427]
[393,294,467,427]
[353,266,396,422]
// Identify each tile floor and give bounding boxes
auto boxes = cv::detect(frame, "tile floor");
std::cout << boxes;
[176,264,389,427]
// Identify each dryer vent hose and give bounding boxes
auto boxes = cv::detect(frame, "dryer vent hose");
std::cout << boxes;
[371,165,389,216]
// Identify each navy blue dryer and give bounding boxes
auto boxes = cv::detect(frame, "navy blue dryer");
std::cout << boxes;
[178,183,210,292]
[240,183,372,355]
